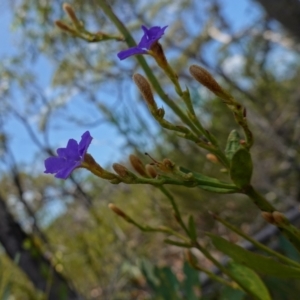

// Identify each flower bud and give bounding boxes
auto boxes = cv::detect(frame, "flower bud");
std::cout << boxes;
[162,158,174,170]
[108,203,131,222]
[189,65,225,97]
[206,153,219,164]
[63,3,80,26]
[145,164,157,178]
[129,154,148,177]
[272,211,288,225]
[54,20,76,34]
[133,74,157,109]
[261,211,275,224]
[112,163,129,177]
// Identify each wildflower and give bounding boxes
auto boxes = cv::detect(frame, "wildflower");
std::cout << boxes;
[44,131,93,179]
[117,25,168,60]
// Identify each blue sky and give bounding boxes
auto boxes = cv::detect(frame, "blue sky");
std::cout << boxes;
[2,0,294,224]
[0,0,269,174]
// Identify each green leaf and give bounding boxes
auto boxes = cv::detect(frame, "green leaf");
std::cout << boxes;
[141,260,181,300]
[188,215,197,241]
[154,267,181,300]
[227,262,271,300]
[208,233,300,279]
[141,259,160,288]
[279,236,300,262]
[225,130,241,160]
[179,166,240,194]
[182,262,200,300]
[219,285,245,300]
[198,185,239,194]
[230,148,253,188]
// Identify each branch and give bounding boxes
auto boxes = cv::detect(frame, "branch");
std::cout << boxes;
[254,0,300,42]
[0,193,83,300]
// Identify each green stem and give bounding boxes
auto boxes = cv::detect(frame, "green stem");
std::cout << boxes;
[158,186,190,236]
[97,0,201,136]
[195,241,253,296]
[192,263,237,289]
[123,212,189,242]
[245,186,300,253]
[244,185,275,212]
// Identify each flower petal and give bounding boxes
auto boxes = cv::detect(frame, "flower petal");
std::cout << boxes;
[55,161,81,179]
[117,25,168,61]
[44,156,68,173]
[65,139,80,160]
[57,147,67,158]
[44,131,94,180]
[139,25,168,49]
[78,131,93,157]
[117,47,147,60]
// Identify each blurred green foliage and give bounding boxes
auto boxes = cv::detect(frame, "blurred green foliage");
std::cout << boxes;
[1,0,300,299]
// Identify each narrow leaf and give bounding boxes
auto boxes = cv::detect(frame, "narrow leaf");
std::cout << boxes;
[182,262,200,300]
[208,233,300,279]
[227,262,271,300]
[220,285,245,300]
[230,148,253,188]
[225,130,241,160]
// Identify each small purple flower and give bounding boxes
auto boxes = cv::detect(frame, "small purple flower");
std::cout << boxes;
[117,25,168,60]
[44,131,93,179]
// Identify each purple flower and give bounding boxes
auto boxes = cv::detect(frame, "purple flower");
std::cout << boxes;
[44,131,93,179]
[117,25,168,60]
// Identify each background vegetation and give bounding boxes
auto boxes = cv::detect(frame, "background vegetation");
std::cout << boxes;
[1,0,300,299]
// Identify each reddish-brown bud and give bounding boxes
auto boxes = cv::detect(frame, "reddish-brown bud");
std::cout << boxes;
[162,158,175,170]
[54,20,76,34]
[272,211,288,225]
[112,163,129,177]
[129,154,148,177]
[206,153,219,164]
[133,74,157,109]
[189,65,225,97]
[261,211,275,224]
[63,3,80,26]
[145,164,157,178]
[108,204,131,222]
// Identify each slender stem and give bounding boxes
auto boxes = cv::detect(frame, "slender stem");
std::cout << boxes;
[194,241,251,295]
[245,186,300,252]
[158,187,241,289]
[159,185,246,293]
[97,0,201,136]
[195,242,232,279]
[192,263,237,289]
[244,185,275,212]
[214,214,300,269]
[158,186,190,236]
